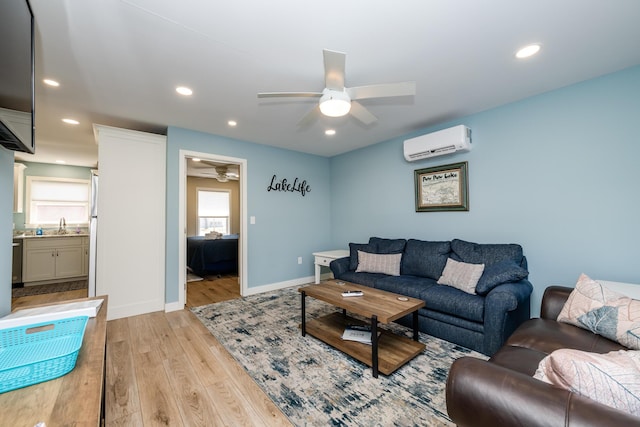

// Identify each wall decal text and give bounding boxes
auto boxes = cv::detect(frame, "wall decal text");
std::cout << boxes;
[267,175,311,197]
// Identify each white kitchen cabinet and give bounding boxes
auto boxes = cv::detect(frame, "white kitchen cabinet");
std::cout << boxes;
[23,236,87,284]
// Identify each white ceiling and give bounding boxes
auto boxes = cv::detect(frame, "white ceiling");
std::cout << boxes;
[15,0,640,168]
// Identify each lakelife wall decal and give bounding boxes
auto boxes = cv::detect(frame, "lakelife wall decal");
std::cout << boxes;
[267,174,311,197]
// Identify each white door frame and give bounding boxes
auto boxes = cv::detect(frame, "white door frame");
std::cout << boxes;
[178,149,248,307]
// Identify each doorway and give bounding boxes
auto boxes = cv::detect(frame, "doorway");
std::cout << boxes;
[178,150,247,308]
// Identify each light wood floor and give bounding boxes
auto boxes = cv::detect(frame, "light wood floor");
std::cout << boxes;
[12,277,293,426]
[186,274,242,308]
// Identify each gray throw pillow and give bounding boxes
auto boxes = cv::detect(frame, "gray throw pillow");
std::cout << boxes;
[437,258,485,294]
[349,242,374,270]
[355,251,402,276]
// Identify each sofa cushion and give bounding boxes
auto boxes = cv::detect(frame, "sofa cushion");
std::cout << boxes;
[375,275,437,299]
[355,251,402,276]
[401,239,451,280]
[451,239,523,267]
[475,259,529,296]
[437,258,485,294]
[337,271,388,289]
[557,274,640,350]
[421,284,485,323]
[349,242,375,270]
[368,237,407,254]
[534,348,640,416]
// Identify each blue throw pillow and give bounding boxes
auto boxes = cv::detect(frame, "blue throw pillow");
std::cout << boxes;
[349,242,375,270]
[369,237,407,254]
[475,259,529,295]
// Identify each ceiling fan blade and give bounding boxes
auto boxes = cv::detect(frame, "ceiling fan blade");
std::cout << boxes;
[297,105,319,128]
[257,92,322,98]
[347,81,416,100]
[350,101,377,125]
[323,49,346,90]
[198,160,218,167]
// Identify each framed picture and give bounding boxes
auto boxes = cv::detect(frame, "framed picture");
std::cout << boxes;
[414,161,469,212]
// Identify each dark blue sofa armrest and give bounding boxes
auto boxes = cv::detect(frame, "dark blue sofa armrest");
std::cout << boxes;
[330,257,351,277]
[485,280,533,310]
[482,279,533,355]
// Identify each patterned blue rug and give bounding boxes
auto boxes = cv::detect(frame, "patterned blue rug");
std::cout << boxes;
[191,287,486,426]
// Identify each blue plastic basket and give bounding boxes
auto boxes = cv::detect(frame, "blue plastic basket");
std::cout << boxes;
[0,316,89,393]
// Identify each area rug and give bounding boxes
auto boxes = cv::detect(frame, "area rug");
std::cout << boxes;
[191,287,487,426]
[11,280,88,298]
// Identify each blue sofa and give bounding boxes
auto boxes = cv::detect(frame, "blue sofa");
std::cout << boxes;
[329,237,533,356]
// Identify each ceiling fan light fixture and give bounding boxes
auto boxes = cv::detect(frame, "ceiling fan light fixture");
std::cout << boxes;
[215,165,229,182]
[516,43,541,59]
[319,90,351,117]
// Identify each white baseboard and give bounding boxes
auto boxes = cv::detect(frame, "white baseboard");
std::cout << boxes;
[162,275,315,311]
[107,299,164,321]
[243,275,315,296]
[165,301,184,313]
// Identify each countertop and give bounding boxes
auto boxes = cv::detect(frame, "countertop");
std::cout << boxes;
[0,296,108,427]
[13,233,90,239]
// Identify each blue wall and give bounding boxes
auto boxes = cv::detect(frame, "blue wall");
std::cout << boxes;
[165,128,332,302]
[13,161,93,230]
[330,65,640,316]
[0,147,15,316]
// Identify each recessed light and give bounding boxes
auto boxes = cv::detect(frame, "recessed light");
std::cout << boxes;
[62,118,79,125]
[55,160,66,164]
[192,158,201,162]
[176,86,193,96]
[515,44,541,59]
[43,79,60,87]
[228,120,237,127]
[325,129,336,136]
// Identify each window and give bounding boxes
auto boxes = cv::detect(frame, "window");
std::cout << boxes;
[197,189,230,235]
[26,176,90,226]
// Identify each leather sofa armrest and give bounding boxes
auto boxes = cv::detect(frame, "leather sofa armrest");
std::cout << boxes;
[446,356,640,427]
[540,285,573,320]
[329,257,350,277]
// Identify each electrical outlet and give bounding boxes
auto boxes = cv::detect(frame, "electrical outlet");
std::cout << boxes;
[297,256,302,265]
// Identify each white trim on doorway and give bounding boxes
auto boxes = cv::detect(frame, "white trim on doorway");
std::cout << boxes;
[177,150,248,308]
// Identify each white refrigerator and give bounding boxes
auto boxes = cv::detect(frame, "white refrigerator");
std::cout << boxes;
[88,171,98,297]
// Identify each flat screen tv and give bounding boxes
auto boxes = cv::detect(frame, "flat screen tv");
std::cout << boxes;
[0,0,35,154]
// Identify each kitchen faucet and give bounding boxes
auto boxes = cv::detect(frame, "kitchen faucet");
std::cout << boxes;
[59,217,67,234]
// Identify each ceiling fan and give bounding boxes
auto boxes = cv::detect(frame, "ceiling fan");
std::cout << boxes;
[191,160,239,182]
[257,49,416,126]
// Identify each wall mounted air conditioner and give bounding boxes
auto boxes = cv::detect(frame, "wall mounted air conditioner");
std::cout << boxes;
[403,125,472,161]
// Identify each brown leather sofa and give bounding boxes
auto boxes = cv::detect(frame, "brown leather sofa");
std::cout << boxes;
[446,285,640,427]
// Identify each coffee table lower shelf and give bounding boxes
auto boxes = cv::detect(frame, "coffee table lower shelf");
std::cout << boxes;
[304,312,425,376]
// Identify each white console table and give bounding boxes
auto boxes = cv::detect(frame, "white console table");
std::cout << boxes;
[312,250,349,284]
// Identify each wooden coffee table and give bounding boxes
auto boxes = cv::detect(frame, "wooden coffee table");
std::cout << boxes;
[299,280,425,377]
